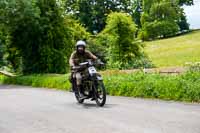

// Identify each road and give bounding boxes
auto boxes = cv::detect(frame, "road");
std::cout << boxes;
[0,85,200,133]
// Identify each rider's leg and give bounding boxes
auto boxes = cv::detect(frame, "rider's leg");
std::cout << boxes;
[69,73,74,92]
[71,72,78,94]
[76,72,82,87]
[75,72,86,98]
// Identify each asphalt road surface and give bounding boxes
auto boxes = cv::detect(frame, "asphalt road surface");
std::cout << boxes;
[0,85,200,133]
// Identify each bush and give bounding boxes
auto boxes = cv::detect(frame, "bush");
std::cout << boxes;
[1,74,71,90]
[87,36,108,64]
[186,62,200,73]
[129,53,155,69]
[0,75,6,84]
[105,52,154,69]
[140,21,179,40]
[99,12,142,69]
[104,71,200,102]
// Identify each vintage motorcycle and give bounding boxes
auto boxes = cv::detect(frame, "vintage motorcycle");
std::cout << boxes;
[71,59,106,107]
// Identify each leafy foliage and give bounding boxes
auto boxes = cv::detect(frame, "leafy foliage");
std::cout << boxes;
[176,7,190,31]
[65,0,134,33]
[187,62,200,73]
[140,0,190,40]
[0,26,7,67]
[105,71,200,102]
[99,12,142,69]
[178,0,193,6]
[1,74,71,89]
[0,0,89,74]
[132,0,143,28]
[87,36,108,64]
[140,20,179,40]
[1,70,200,102]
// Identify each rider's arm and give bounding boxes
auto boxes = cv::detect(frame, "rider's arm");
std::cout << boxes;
[86,50,97,60]
[69,52,76,67]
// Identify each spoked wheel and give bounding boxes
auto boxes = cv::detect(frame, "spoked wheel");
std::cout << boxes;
[72,80,84,104]
[94,81,106,107]
[75,93,84,104]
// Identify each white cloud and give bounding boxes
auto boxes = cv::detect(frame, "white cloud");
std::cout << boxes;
[184,0,200,29]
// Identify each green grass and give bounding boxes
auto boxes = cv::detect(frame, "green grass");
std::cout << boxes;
[104,71,200,102]
[145,30,200,67]
[1,71,200,102]
[0,74,71,90]
[0,75,6,84]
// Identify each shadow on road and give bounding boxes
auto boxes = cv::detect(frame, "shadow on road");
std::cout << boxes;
[79,102,118,109]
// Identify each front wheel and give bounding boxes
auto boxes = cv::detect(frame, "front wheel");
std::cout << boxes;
[75,93,84,104]
[93,81,106,107]
[72,80,84,104]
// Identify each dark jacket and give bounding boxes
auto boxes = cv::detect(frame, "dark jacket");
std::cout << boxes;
[69,50,97,66]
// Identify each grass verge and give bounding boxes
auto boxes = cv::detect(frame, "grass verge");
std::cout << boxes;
[0,71,200,102]
[0,74,71,90]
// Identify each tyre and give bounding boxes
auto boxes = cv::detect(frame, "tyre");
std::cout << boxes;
[75,93,84,104]
[73,84,84,104]
[94,81,106,107]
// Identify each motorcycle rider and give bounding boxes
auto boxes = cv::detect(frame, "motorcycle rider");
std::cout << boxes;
[69,40,97,98]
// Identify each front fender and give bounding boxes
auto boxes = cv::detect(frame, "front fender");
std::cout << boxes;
[96,73,103,81]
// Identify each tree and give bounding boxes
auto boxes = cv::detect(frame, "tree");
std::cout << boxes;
[178,0,193,6]
[63,16,90,59]
[0,0,31,71]
[176,7,190,31]
[34,0,73,74]
[0,2,7,68]
[0,0,90,73]
[140,0,180,40]
[1,0,73,73]
[100,12,141,69]
[0,26,6,67]
[132,0,143,28]
[65,0,134,33]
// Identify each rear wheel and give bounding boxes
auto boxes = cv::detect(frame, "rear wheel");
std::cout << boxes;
[94,81,106,107]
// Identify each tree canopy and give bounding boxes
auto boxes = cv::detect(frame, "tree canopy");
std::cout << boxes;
[0,0,88,73]
[65,0,134,33]
[139,0,190,40]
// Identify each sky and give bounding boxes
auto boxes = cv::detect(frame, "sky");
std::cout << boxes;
[184,0,200,29]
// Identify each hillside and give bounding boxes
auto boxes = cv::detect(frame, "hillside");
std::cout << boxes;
[145,30,200,67]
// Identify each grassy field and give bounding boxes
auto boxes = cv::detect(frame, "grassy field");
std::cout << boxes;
[145,30,200,67]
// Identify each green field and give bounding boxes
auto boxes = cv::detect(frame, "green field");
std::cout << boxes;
[145,30,200,67]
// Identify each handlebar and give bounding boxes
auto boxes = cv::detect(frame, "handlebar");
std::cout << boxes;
[71,59,104,71]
